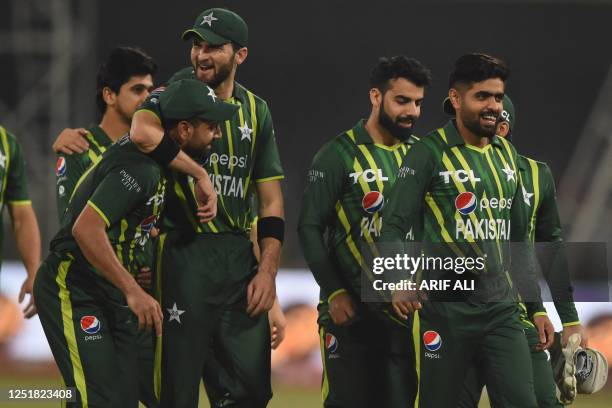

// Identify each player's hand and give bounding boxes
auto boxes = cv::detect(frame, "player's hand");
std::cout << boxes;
[391,290,421,320]
[533,314,555,350]
[149,226,159,238]
[246,270,276,317]
[126,286,163,337]
[52,128,89,154]
[268,299,287,349]
[136,266,152,290]
[329,291,356,326]
[561,324,587,348]
[18,276,37,318]
[194,176,217,223]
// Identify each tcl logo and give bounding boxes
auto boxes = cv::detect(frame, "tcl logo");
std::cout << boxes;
[439,170,480,184]
[349,169,388,184]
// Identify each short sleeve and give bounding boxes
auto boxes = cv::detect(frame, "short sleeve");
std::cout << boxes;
[88,163,159,227]
[253,104,284,182]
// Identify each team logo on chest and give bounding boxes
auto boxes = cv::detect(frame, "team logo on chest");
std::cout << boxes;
[362,191,384,214]
[238,123,252,142]
[455,192,477,215]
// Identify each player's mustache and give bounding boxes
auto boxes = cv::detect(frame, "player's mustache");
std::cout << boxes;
[479,109,499,119]
[396,115,416,126]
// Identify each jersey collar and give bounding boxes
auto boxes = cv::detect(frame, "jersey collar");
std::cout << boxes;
[89,125,113,147]
[230,81,248,104]
[442,119,505,149]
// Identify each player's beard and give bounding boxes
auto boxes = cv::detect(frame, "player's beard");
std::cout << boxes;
[461,108,498,139]
[378,99,415,142]
[194,59,234,89]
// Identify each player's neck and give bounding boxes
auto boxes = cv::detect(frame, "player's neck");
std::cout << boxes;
[455,118,490,148]
[99,111,130,142]
[365,116,400,147]
[214,72,237,101]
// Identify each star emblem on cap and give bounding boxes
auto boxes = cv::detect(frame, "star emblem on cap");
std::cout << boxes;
[239,124,253,142]
[200,12,218,27]
[0,151,6,169]
[167,303,185,324]
[522,184,534,206]
[502,163,515,182]
[207,86,217,102]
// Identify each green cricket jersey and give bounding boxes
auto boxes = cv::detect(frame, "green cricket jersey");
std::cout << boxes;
[0,125,31,261]
[298,119,419,306]
[381,120,542,306]
[518,155,579,326]
[137,77,284,235]
[56,125,113,221]
[50,136,166,277]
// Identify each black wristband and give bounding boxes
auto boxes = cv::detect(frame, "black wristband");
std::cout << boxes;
[257,216,285,244]
[147,133,180,166]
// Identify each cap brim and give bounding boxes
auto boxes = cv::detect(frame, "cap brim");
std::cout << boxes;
[198,102,239,123]
[182,28,230,46]
[442,97,455,116]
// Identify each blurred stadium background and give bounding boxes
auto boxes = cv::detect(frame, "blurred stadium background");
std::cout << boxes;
[1,0,611,406]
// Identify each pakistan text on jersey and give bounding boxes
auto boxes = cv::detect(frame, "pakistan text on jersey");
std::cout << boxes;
[456,218,511,240]
[210,174,245,198]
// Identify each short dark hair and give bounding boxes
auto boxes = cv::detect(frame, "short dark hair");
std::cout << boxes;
[370,56,432,93]
[96,46,157,115]
[448,53,509,89]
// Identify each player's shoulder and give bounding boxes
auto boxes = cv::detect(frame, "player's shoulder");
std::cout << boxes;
[0,125,22,149]
[105,136,159,174]
[518,154,550,172]
[234,82,269,109]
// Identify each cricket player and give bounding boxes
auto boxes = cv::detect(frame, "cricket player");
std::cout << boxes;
[298,55,431,407]
[34,79,238,408]
[456,95,606,407]
[0,124,41,318]
[130,8,284,408]
[52,46,160,407]
[380,53,554,408]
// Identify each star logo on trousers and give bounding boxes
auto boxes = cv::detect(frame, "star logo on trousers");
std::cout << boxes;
[167,303,185,324]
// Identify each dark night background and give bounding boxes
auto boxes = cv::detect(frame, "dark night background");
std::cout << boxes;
[1,1,611,267]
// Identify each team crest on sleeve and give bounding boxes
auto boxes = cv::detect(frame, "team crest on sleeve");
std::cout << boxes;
[80,315,101,334]
[423,330,442,352]
[55,156,67,177]
[455,192,477,215]
[362,191,384,214]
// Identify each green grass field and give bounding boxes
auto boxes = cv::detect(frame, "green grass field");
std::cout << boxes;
[1,375,610,407]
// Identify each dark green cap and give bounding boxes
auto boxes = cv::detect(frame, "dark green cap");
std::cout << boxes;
[159,79,239,122]
[499,95,515,130]
[182,8,248,47]
[167,67,195,84]
[442,94,515,129]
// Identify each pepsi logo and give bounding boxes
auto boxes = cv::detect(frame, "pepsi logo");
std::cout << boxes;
[423,330,442,352]
[140,214,158,234]
[80,315,101,334]
[455,192,477,215]
[362,191,384,214]
[325,333,339,353]
[55,157,67,177]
